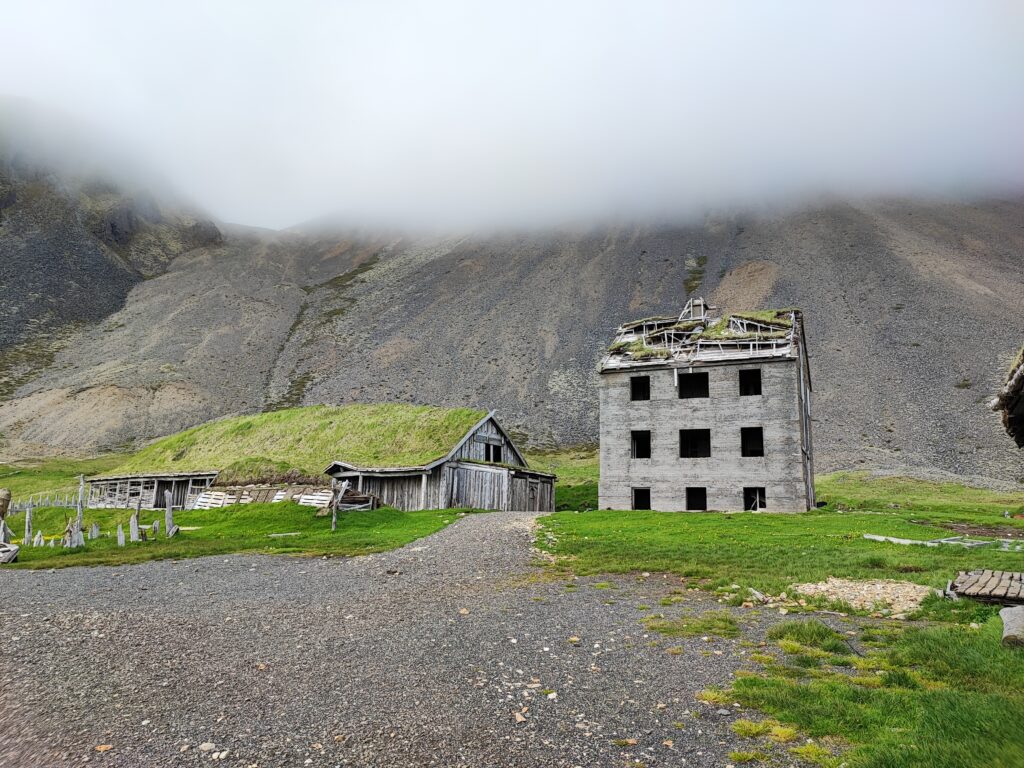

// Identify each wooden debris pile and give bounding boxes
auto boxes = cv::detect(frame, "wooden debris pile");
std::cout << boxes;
[864,533,1023,551]
[602,297,802,369]
[950,570,1024,605]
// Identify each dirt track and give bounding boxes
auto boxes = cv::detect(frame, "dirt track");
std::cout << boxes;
[1,512,780,768]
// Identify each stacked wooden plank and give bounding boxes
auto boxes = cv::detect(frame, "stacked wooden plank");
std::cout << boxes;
[192,486,334,510]
[951,570,1024,604]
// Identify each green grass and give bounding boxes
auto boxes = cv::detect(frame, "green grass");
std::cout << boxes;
[3,502,460,569]
[768,620,851,655]
[526,447,599,510]
[728,618,1024,768]
[0,454,128,498]
[113,404,488,481]
[645,609,740,638]
[534,470,1024,768]
[537,473,1024,594]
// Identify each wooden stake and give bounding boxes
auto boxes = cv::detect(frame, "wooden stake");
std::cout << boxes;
[130,498,141,542]
[164,490,177,538]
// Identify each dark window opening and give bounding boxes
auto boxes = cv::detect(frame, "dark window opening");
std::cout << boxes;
[631,430,652,459]
[739,369,762,396]
[632,488,651,510]
[679,428,711,458]
[686,487,707,511]
[677,371,709,398]
[743,487,767,511]
[484,443,503,463]
[741,427,764,457]
[630,375,651,401]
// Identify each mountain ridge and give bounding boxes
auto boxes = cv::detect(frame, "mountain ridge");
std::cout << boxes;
[1,153,1022,485]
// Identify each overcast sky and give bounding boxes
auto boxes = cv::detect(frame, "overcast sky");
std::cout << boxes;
[2,1,1023,229]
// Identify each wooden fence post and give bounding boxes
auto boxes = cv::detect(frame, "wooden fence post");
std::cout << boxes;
[75,475,85,532]
[130,498,141,543]
[0,488,11,545]
[164,490,178,537]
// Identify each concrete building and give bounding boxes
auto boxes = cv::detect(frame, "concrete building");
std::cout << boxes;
[598,298,814,512]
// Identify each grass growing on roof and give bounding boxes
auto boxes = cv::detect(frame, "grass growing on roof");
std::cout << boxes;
[3,502,461,569]
[112,404,488,479]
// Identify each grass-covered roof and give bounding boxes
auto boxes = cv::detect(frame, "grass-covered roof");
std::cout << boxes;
[111,404,489,482]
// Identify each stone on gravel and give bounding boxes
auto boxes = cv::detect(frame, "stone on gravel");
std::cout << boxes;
[793,577,933,615]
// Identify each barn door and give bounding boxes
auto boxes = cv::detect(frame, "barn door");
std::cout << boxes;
[528,480,539,511]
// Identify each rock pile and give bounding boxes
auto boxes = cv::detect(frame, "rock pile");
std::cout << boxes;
[793,577,936,617]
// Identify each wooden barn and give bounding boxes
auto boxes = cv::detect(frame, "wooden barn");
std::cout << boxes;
[324,410,555,512]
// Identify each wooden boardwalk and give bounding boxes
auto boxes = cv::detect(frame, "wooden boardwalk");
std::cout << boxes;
[952,570,1024,604]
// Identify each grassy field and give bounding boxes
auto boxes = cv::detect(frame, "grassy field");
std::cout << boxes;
[537,472,1024,594]
[526,447,599,510]
[538,472,1024,767]
[0,454,128,498]
[2,502,462,569]
[713,616,1024,768]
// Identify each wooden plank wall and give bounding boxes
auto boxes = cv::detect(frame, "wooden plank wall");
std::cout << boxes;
[510,474,555,512]
[451,418,527,467]
[358,474,426,511]
[449,464,509,509]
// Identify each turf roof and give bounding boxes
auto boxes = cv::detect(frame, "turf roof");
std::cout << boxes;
[113,404,489,477]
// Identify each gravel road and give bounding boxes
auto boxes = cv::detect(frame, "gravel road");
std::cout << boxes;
[1,512,775,767]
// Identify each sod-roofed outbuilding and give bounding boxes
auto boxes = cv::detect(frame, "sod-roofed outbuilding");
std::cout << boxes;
[95,404,554,512]
[324,409,554,512]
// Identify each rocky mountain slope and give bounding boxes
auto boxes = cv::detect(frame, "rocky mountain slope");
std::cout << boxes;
[1,155,1022,484]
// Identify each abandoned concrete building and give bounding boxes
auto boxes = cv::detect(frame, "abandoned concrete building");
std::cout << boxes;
[598,298,814,512]
[325,410,555,512]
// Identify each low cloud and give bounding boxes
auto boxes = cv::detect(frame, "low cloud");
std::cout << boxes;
[3,0,1023,229]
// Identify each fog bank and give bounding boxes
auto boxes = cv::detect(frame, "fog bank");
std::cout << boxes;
[3,1,1023,229]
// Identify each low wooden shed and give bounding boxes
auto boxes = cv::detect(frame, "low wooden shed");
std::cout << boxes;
[86,471,218,510]
[324,410,554,512]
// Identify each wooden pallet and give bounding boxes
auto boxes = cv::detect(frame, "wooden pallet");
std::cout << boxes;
[952,570,1024,604]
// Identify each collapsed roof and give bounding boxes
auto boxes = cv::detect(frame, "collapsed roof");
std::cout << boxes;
[992,347,1024,448]
[600,297,804,371]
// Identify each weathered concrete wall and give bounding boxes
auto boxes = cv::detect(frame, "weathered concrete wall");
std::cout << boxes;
[598,358,813,511]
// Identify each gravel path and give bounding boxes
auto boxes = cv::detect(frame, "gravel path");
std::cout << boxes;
[2,512,774,767]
